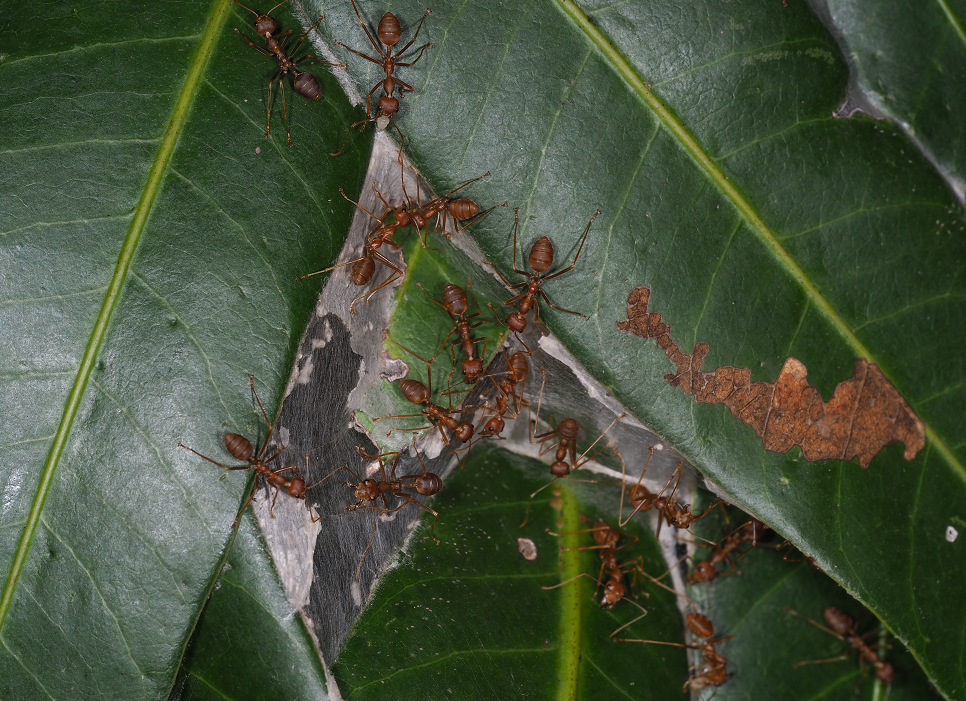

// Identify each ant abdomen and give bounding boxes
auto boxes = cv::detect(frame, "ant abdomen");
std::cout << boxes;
[823,607,853,635]
[507,351,529,382]
[557,418,579,441]
[688,612,715,638]
[224,432,254,461]
[456,422,474,442]
[351,255,376,285]
[448,198,479,221]
[441,283,468,316]
[400,379,428,404]
[294,72,321,100]
[377,12,402,45]
[528,236,554,273]
[413,472,443,496]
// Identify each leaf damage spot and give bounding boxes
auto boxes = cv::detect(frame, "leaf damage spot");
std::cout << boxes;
[616,286,925,468]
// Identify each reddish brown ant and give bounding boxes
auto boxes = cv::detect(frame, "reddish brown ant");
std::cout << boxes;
[373,337,474,445]
[543,519,649,635]
[485,208,600,332]
[785,607,895,684]
[417,280,492,384]
[616,448,722,539]
[178,376,320,526]
[231,0,344,146]
[323,438,442,578]
[331,1,432,155]
[470,341,532,439]
[295,185,405,313]
[687,517,771,584]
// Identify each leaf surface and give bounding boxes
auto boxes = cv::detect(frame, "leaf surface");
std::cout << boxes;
[315,0,966,696]
[0,0,367,696]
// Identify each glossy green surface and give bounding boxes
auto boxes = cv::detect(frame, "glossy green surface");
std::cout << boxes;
[333,445,688,700]
[316,0,966,696]
[0,0,367,696]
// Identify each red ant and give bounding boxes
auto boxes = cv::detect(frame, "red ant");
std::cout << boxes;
[331,1,432,155]
[785,607,895,684]
[178,376,320,526]
[485,208,600,332]
[417,280,492,384]
[687,517,770,584]
[322,438,442,578]
[616,447,722,539]
[231,0,344,146]
[295,184,405,313]
[543,519,649,636]
[472,341,532,440]
[373,337,474,445]
[618,577,733,693]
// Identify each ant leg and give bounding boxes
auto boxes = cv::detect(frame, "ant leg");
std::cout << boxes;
[541,571,604,592]
[269,484,280,517]
[510,208,524,274]
[519,477,557,527]
[541,209,601,282]
[178,443,251,471]
[395,8,432,55]
[345,0,386,56]
[363,79,383,119]
[340,187,385,224]
[536,288,589,320]
[290,15,324,54]
[355,516,379,579]
[233,28,274,55]
[455,202,508,234]
[573,413,626,468]
[279,78,292,147]
[608,597,649,638]
[784,608,848,642]
[265,71,281,137]
[296,255,367,281]
[619,447,656,527]
[415,282,451,314]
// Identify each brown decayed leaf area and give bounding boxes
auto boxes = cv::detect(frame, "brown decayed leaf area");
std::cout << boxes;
[616,286,925,468]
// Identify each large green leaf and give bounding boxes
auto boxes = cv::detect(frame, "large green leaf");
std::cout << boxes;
[823,0,966,192]
[0,0,367,696]
[312,0,966,696]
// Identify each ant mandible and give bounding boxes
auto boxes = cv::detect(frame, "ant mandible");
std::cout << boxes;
[485,207,601,332]
[331,0,432,155]
[178,375,320,526]
[231,0,344,146]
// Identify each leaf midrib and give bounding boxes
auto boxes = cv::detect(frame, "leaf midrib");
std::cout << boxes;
[0,0,234,630]
[553,0,966,483]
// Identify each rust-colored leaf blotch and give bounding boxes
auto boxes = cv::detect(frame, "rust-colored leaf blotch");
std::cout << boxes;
[616,285,925,468]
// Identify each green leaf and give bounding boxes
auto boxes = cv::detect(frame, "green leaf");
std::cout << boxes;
[332,444,689,700]
[172,510,328,701]
[316,0,966,696]
[823,0,966,192]
[0,0,367,696]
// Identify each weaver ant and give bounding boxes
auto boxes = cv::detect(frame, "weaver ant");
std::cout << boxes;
[178,376,320,526]
[616,447,722,539]
[417,280,492,383]
[323,438,442,578]
[785,607,895,684]
[295,185,404,313]
[331,0,432,155]
[471,340,532,440]
[544,519,652,635]
[687,516,771,584]
[373,337,474,445]
[485,208,600,332]
[231,0,344,146]
[618,578,733,693]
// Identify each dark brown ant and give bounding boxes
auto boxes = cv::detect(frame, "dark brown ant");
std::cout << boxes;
[618,578,733,693]
[785,607,895,684]
[543,519,649,635]
[373,337,474,445]
[295,185,404,313]
[178,376,320,526]
[616,447,722,539]
[231,0,344,146]
[484,208,600,332]
[323,438,442,578]
[417,280,491,383]
[331,1,432,156]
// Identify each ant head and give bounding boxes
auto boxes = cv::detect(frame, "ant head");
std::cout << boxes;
[482,416,505,437]
[628,484,655,511]
[876,662,896,683]
[400,379,428,404]
[688,560,717,584]
[293,72,322,100]
[687,612,715,639]
[377,95,399,117]
[456,422,474,442]
[224,433,254,462]
[355,479,380,501]
[377,12,402,46]
[601,579,624,608]
[441,283,468,317]
[461,358,483,383]
[507,312,527,332]
[528,236,554,273]
[255,14,277,35]
[414,472,443,496]
[288,477,306,498]
[822,607,854,636]
[557,417,579,441]
[550,460,570,477]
